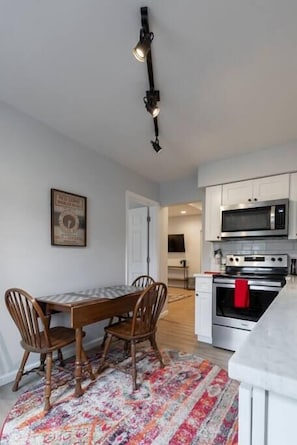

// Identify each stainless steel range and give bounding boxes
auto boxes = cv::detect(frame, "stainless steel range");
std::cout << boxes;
[212,254,288,351]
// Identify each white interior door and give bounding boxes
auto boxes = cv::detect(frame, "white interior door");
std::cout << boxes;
[126,191,160,284]
[128,207,149,283]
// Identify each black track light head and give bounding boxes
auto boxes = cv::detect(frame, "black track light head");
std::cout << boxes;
[143,89,160,118]
[151,137,162,153]
[133,29,154,62]
[134,7,163,153]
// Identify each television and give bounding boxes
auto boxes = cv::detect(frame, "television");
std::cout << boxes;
[168,234,185,252]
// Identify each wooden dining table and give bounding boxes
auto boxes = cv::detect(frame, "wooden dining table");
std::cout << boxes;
[37,285,143,397]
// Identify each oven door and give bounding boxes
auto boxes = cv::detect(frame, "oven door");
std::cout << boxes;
[212,281,280,331]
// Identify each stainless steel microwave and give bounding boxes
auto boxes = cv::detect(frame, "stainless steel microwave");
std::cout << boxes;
[220,199,289,239]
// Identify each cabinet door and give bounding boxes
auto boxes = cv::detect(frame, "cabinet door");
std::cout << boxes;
[238,384,253,445]
[196,292,212,342]
[254,174,289,201]
[205,185,222,241]
[222,174,289,205]
[222,180,254,205]
[195,276,212,343]
[289,172,297,239]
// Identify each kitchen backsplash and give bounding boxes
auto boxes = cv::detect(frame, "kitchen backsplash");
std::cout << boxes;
[213,239,297,260]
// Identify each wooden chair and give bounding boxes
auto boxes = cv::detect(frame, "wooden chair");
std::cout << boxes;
[5,288,93,412]
[101,275,155,347]
[131,274,155,288]
[97,281,167,390]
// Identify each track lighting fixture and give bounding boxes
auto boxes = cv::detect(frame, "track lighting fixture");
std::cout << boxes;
[143,89,160,118]
[133,6,164,153]
[133,29,154,62]
[151,137,162,153]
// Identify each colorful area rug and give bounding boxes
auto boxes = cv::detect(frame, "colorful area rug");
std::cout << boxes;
[0,349,238,444]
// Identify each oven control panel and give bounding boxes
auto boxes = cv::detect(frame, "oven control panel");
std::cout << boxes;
[226,254,288,268]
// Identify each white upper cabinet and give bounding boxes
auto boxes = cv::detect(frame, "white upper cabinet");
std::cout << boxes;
[222,174,290,205]
[253,174,289,201]
[204,185,222,241]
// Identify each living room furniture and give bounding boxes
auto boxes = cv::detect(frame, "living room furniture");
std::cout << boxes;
[168,266,189,289]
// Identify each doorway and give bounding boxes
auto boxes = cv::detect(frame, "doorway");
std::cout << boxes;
[167,201,202,290]
[126,191,160,284]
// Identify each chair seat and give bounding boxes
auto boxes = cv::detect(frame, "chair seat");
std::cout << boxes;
[106,319,154,340]
[20,326,78,353]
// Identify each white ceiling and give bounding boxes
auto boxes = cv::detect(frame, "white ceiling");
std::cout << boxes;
[1,1,297,184]
[168,202,202,218]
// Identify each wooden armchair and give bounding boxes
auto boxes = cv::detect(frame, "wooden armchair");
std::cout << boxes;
[97,282,167,390]
[5,288,92,412]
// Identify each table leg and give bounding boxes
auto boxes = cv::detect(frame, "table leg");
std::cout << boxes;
[74,327,84,397]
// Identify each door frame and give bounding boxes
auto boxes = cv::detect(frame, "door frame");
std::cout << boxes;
[126,191,160,283]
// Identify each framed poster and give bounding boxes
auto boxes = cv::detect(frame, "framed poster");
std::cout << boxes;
[51,189,87,247]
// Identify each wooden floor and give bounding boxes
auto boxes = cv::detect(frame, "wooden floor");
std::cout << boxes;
[157,287,233,370]
[0,287,233,427]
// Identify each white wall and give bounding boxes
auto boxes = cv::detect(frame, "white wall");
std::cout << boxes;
[168,214,202,278]
[198,143,297,187]
[0,102,159,385]
[160,173,204,206]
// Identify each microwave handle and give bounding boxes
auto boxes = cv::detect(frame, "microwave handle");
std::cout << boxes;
[270,205,275,230]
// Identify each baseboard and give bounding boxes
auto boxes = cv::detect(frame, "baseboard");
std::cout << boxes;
[0,337,102,388]
[160,309,168,318]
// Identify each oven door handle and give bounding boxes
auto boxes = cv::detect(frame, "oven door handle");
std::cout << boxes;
[249,285,281,291]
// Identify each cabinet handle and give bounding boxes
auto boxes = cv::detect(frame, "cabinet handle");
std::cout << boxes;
[217,235,220,239]
[248,198,252,202]
[195,293,199,296]
[254,198,258,201]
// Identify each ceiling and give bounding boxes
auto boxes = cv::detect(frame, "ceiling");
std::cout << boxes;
[1,1,297,184]
[168,202,202,218]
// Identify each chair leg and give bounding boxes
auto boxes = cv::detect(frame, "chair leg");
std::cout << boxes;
[39,353,46,371]
[97,332,113,373]
[101,318,114,347]
[12,350,30,391]
[149,335,164,368]
[44,352,52,412]
[123,340,130,354]
[81,348,96,380]
[131,340,137,391]
[57,349,65,367]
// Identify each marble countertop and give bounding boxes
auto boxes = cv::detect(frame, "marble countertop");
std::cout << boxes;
[228,275,297,399]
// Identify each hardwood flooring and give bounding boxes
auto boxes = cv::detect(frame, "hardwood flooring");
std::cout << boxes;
[157,287,233,370]
[0,287,233,428]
